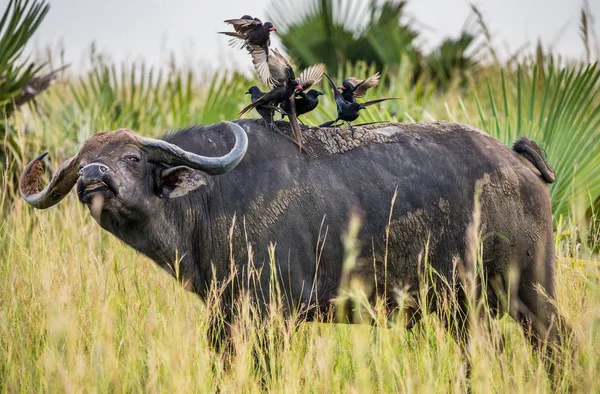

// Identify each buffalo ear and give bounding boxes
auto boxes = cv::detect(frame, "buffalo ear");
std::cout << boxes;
[159,166,208,199]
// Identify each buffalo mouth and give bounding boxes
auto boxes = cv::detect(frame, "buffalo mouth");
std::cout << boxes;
[77,179,117,204]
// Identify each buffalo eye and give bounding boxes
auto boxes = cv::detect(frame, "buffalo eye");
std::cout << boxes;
[124,155,140,163]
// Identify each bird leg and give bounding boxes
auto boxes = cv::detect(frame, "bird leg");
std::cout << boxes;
[263,118,272,130]
[348,122,355,138]
[331,122,342,136]
[273,106,287,116]
[264,104,286,116]
[268,120,281,134]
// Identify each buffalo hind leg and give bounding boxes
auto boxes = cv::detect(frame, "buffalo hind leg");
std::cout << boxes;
[511,283,575,387]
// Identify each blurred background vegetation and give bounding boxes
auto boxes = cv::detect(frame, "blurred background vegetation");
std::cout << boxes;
[2,1,600,392]
[1,0,599,246]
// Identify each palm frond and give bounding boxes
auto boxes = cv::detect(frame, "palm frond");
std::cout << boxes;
[474,63,600,224]
[0,0,50,116]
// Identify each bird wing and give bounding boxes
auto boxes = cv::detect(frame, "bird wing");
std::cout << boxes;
[250,47,274,86]
[218,31,243,38]
[238,98,263,117]
[238,102,254,117]
[348,72,381,98]
[224,17,262,35]
[218,31,247,49]
[360,97,401,107]
[297,63,325,91]
[268,48,295,83]
[323,73,342,101]
[239,87,283,116]
[251,48,294,87]
[239,90,269,116]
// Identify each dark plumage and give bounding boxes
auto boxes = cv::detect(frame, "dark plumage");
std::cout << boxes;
[241,48,325,149]
[280,89,324,120]
[338,72,381,103]
[20,120,568,371]
[239,80,302,118]
[321,73,399,134]
[219,15,276,55]
[245,86,277,131]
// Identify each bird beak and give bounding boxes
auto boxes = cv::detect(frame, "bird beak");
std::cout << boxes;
[270,27,277,31]
[245,90,250,94]
[317,91,324,96]
[359,105,367,110]
[338,85,345,90]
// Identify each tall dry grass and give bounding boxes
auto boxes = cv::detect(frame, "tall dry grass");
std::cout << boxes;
[1,172,599,392]
[1,50,600,392]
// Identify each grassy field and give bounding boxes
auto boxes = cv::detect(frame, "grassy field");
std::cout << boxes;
[1,54,600,392]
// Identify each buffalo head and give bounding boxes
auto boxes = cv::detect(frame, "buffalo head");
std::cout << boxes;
[19,121,248,224]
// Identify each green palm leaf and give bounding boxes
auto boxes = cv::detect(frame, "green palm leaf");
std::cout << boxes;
[474,61,600,225]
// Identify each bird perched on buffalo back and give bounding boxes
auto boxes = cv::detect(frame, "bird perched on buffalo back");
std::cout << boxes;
[280,89,324,122]
[245,86,279,131]
[219,15,276,56]
[338,72,381,103]
[320,73,399,136]
[240,48,325,149]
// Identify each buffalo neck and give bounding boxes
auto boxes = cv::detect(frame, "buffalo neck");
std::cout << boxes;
[97,195,209,295]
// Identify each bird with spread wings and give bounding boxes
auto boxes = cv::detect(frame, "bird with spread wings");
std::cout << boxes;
[239,48,325,150]
[338,72,381,103]
[218,15,276,56]
[320,72,399,136]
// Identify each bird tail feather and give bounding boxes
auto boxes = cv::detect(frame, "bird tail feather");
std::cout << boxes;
[319,120,337,127]
[361,97,401,107]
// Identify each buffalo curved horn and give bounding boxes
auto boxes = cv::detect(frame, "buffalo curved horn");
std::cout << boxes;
[20,121,248,209]
[19,151,81,209]
[139,121,248,175]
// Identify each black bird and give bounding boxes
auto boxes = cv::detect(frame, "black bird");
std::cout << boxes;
[280,89,324,121]
[238,52,303,119]
[320,73,399,135]
[338,72,381,103]
[245,85,281,131]
[238,78,302,141]
[219,15,276,56]
[241,48,325,148]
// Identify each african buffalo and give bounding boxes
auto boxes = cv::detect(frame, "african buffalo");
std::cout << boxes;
[20,119,568,354]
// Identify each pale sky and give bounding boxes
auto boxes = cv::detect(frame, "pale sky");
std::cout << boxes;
[13,0,600,74]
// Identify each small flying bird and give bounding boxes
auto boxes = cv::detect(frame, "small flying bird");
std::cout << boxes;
[241,48,325,148]
[280,89,324,122]
[320,73,399,136]
[338,72,381,103]
[219,15,276,56]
